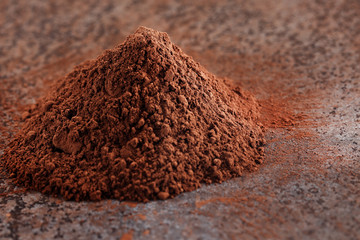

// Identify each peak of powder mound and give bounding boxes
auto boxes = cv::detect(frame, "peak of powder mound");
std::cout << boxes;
[2,27,265,202]
[104,26,199,97]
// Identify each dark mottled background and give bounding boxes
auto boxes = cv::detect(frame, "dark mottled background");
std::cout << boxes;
[0,0,359,239]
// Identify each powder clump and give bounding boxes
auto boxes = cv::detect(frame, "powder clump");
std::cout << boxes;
[1,27,265,202]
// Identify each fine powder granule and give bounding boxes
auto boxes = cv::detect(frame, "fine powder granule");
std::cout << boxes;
[1,27,265,202]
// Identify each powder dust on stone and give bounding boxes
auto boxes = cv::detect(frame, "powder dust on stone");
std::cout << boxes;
[1,27,265,202]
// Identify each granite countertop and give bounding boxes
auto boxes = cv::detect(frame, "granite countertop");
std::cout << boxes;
[1,0,359,239]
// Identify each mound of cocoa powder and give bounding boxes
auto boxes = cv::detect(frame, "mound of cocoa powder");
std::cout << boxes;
[1,27,265,202]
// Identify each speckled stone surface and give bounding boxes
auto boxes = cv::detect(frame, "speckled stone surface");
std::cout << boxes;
[0,0,359,239]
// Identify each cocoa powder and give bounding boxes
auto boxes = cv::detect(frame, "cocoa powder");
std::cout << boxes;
[1,27,265,202]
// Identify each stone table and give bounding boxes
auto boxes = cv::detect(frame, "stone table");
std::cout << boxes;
[0,0,359,239]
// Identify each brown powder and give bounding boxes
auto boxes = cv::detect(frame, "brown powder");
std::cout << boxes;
[1,27,265,202]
